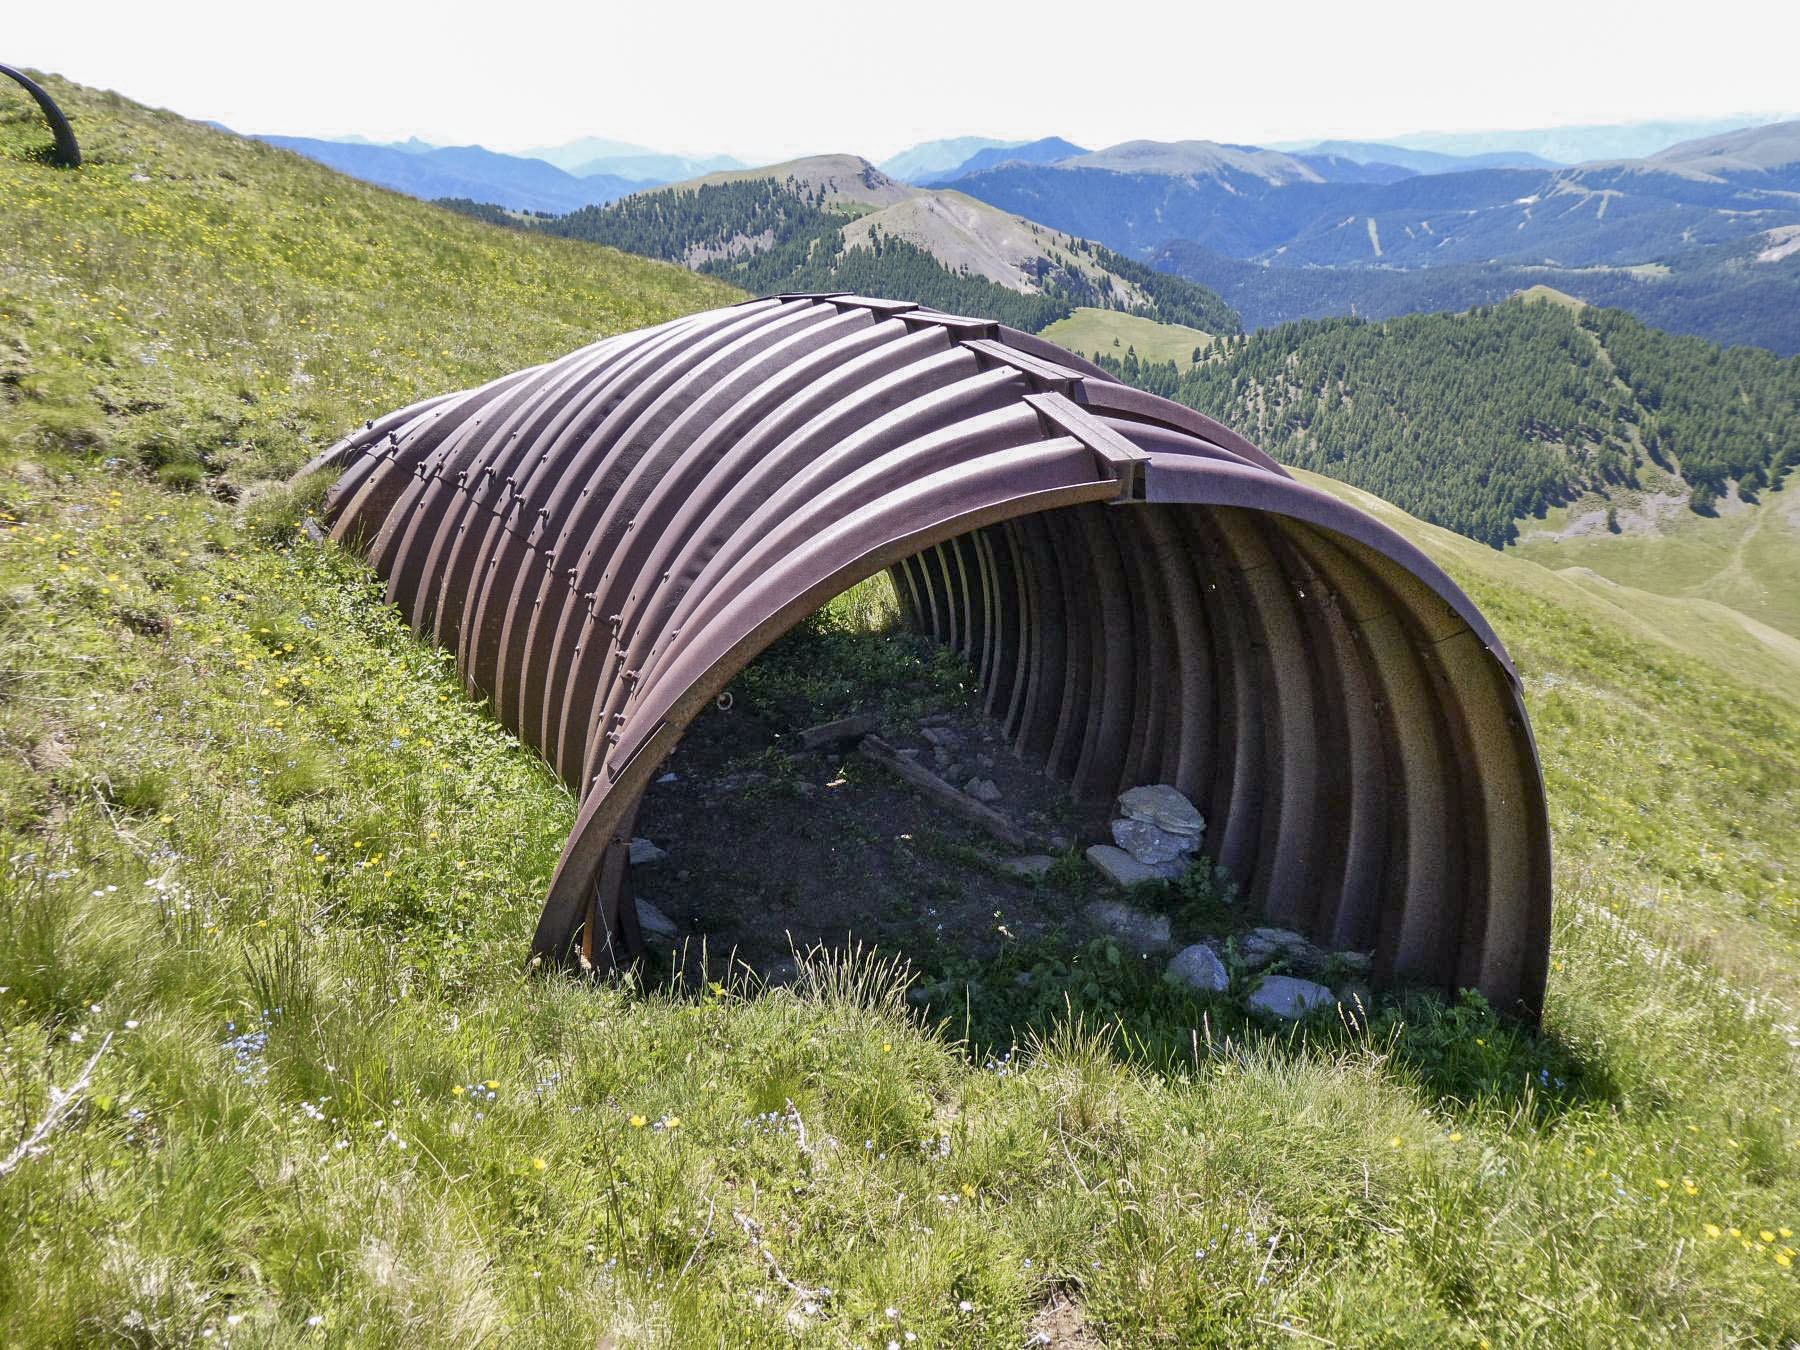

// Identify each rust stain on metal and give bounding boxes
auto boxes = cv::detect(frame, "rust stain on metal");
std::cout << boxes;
[306,295,1554,1017]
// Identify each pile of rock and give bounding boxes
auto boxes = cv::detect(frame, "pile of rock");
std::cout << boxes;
[1084,785,1205,887]
[628,837,682,942]
[1162,923,1374,1019]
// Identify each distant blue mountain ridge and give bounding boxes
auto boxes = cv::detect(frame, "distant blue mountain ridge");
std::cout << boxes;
[922,137,1090,183]
[877,136,1018,183]
[253,135,648,214]
[1298,140,1561,173]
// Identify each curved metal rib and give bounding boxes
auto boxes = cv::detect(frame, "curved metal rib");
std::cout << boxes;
[309,294,1554,1017]
[1,65,81,167]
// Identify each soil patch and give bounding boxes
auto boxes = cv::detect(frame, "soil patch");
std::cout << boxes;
[634,692,1095,981]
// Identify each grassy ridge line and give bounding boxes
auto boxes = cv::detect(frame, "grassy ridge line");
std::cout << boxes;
[0,73,739,488]
[0,79,1797,1343]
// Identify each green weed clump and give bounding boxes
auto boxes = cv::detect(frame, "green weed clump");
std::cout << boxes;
[0,73,1796,1347]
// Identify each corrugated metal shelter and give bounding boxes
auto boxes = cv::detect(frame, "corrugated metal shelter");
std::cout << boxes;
[306,293,1553,1015]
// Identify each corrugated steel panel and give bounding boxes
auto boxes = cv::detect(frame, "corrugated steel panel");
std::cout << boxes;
[307,295,1553,1016]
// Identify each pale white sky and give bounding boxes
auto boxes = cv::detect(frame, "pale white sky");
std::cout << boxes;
[11,0,1798,161]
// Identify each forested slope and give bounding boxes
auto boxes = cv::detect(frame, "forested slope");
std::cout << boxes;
[1153,234,1800,357]
[441,177,1241,337]
[1091,297,1800,545]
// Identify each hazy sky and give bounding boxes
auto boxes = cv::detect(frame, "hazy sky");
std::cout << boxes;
[12,0,1798,160]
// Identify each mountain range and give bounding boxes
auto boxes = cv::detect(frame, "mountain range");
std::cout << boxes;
[515,135,744,181]
[261,114,1800,354]
[919,137,1091,183]
[1292,141,1560,174]
[454,154,1240,339]
[251,135,646,213]
[1362,114,1797,165]
[928,122,1800,353]
[876,136,1022,183]
[935,124,1800,263]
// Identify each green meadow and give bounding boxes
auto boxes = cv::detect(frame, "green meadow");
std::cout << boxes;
[1039,307,1214,369]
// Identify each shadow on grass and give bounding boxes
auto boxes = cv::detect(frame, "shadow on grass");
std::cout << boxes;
[918,937,1615,1127]
[616,605,1615,1126]
[628,925,1617,1131]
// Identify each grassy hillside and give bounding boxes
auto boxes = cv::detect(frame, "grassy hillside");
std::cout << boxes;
[1040,307,1213,370]
[2,81,1799,1346]
[0,73,737,492]
[1515,475,1800,640]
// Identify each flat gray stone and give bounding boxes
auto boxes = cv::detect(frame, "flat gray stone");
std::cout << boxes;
[999,854,1056,879]
[1111,816,1196,866]
[798,713,876,749]
[1248,975,1334,1020]
[634,900,680,940]
[1117,784,1205,838]
[964,777,1002,803]
[1333,950,1374,977]
[1085,843,1183,888]
[920,726,960,749]
[1166,943,1229,993]
[1083,898,1172,953]
[1240,926,1322,970]
[628,837,668,866]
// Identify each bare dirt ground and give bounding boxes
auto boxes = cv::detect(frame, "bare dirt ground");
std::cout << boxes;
[633,692,1096,982]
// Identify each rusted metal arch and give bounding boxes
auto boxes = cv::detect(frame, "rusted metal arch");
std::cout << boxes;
[307,294,1553,1016]
[0,66,80,167]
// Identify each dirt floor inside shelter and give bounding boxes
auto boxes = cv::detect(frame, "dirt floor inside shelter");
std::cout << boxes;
[633,691,1095,983]
[621,596,1238,999]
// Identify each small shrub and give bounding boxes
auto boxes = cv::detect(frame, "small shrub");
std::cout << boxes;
[155,460,206,491]
[240,471,331,544]
[101,766,170,814]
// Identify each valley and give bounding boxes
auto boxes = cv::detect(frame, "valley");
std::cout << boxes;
[1515,472,1800,641]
